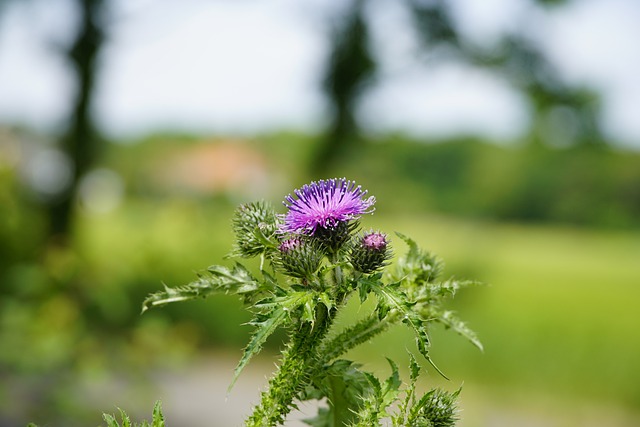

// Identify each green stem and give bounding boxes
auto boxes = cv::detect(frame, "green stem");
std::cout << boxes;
[319,313,391,364]
[245,304,332,427]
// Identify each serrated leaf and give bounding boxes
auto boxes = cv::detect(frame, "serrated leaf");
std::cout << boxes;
[381,358,402,409]
[142,263,266,313]
[394,232,419,258]
[319,313,389,363]
[229,306,289,392]
[363,371,381,395]
[421,279,482,303]
[434,310,483,351]
[151,401,164,427]
[303,360,373,427]
[117,408,131,427]
[103,414,118,427]
[396,353,422,426]
[409,353,420,383]
[229,290,317,391]
[317,292,334,311]
[392,232,443,285]
[302,299,316,324]
[303,407,333,427]
[371,282,449,380]
[356,273,382,303]
[351,362,402,426]
[207,263,260,294]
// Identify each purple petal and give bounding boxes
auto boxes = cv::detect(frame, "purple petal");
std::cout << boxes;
[280,178,375,234]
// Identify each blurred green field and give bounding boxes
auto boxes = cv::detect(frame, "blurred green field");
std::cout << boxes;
[347,213,640,413]
[78,201,640,411]
[3,135,640,425]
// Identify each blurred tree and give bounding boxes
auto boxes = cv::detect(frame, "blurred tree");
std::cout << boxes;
[313,0,605,175]
[49,0,106,241]
[477,34,604,147]
[408,0,604,147]
[313,0,376,177]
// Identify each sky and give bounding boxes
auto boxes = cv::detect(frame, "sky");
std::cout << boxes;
[0,0,639,148]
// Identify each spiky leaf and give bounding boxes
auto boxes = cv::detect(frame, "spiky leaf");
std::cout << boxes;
[230,201,279,258]
[142,263,267,312]
[303,360,373,427]
[229,306,289,392]
[101,401,164,427]
[433,310,483,351]
[369,281,449,380]
[349,360,403,427]
[230,290,320,391]
[391,232,444,285]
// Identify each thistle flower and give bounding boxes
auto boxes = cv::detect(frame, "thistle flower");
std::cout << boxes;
[276,237,323,279]
[415,388,460,427]
[280,178,375,236]
[351,231,391,273]
[231,201,278,258]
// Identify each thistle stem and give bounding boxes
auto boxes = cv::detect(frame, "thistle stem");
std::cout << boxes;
[245,304,332,427]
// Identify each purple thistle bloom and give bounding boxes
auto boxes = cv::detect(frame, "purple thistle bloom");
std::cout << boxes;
[278,237,302,253]
[362,232,387,251]
[351,230,391,273]
[280,178,375,235]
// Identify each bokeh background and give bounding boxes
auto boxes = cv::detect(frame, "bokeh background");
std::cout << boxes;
[1,0,639,426]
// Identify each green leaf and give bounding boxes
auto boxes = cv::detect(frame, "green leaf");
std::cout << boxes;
[409,353,421,384]
[381,358,402,408]
[229,290,318,391]
[394,353,422,426]
[356,273,383,303]
[230,200,279,258]
[317,292,334,312]
[410,388,461,427]
[117,408,132,427]
[229,306,289,392]
[303,360,373,427]
[142,263,266,312]
[433,310,483,351]
[418,279,482,304]
[103,414,118,427]
[350,361,402,427]
[151,401,164,427]
[303,407,333,427]
[319,313,389,363]
[391,232,443,285]
[370,282,449,380]
[101,403,165,427]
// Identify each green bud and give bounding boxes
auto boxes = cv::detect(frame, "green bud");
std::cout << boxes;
[276,237,323,279]
[416,388,460,427]
[350,231,391,273]
[231,201,278,258]
[313,220,360,254]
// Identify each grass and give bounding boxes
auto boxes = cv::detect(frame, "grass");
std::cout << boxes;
[352,213,640,409]
[78,202,640,414]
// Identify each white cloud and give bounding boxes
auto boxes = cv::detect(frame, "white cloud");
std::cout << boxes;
[359,62,529,140]
[96,0,328,135]
[0,0,75,130]
[0,0,639,147]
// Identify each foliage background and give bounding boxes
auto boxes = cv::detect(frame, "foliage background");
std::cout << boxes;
[1,0,639,426]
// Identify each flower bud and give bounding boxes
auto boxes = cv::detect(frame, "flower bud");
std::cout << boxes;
[276,237,323,279]
[350,231,391,273]
[232,201,278,258]
[313,220,359,254]
[416,388,460,427]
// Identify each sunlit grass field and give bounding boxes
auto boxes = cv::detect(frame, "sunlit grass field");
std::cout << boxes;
[78,200,640,424]
[351,213,640,425]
